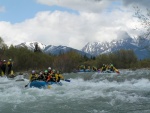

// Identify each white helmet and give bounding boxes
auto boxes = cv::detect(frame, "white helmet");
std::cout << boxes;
[48,67,51,70]
[32,70,35,74]
[39,72,43,75]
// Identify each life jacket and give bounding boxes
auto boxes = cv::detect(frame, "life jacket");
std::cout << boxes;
[29,74,38,82]
[7,61,12,66]
[48,70,52,74]
[101,65,106,71]
[46,74,52,82]
[43,72,49,80]
[87,66,91,70]
[55,74,64,82]
[110,66,115,72]
[1,62,6,70]
[80,65,85,70]
[50,73,56,82]
[92,66,97,71]
[38,74,45,81]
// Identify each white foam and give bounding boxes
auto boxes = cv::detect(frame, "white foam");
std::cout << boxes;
[0,70,150,106]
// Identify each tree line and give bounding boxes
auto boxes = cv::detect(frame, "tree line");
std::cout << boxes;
[0,37,150,73]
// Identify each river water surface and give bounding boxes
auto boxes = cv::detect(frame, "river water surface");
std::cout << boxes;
[0,69,150,113]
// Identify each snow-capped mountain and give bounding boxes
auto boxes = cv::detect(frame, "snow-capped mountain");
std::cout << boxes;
[82,36,150,59]
[44,45,92,57]
[15,42,92,57]
[15,35,150,59]
[16,41,46,51]
[44,45,70,54]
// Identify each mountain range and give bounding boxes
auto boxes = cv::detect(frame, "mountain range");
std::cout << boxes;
[15,42,92,57]
[15,34,150,59]
[82,36,150,59]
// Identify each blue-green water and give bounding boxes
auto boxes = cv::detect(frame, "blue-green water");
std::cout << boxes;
[0,69,150,113]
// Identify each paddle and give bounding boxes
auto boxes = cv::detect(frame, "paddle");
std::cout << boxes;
[11,70,14,75]
[64,79,71,82]
[25,82,30,87]
[115,69,120,74]
[47,85,51,89]
[16,79,25,81]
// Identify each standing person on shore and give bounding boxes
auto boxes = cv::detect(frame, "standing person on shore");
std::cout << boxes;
[0,59,3,76]
[1,60,6,76]
[7,59,14,76]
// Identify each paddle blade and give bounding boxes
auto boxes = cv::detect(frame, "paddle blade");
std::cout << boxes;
[115,69,120,74]
[25,82,30,87]
[11,70,14,75]
[64,79,70,82]
[47,85,51,89]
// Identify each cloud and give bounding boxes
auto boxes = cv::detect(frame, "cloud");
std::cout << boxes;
[0,6,5,12]
[122,0,150,8]
[36,0,112,13]
[1,0,145,50]
[0,7,140,50]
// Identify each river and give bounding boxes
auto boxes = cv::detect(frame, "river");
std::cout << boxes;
[0,69,150,113]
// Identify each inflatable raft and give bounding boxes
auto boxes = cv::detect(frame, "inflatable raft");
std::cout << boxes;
[28,80,62,88]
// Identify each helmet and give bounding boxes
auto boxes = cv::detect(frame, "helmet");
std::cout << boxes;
[52,69,55,73]
[9,59,12,61]
[3,60,6,62]
[48,67,51,70]
[39,72,43,75]
[56,70,59,74]
[44,70,48,73]
[32,70,35,74]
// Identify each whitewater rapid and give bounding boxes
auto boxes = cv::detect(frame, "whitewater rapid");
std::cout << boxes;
[0,69,150,113]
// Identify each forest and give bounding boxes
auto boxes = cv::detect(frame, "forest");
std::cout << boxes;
[0,37,150,74]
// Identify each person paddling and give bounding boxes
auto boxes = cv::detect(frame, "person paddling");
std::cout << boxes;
[37,71,45,81]
[29,70,38,82]
[46,72,52,82]
[109,64,120,73]
[48,67,52,74]
[101,64,107,72]
[50,69,56,82]
[55,70,64,82]
[43,70,49,81]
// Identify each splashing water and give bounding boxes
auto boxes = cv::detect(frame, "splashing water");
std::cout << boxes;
[0,69,150,113]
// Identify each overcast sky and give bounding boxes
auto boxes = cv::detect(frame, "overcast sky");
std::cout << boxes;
[0,0,149,49]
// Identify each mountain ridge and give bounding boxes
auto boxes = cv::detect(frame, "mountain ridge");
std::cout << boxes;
[15,36,150,59]
[81,36,150,59]
[15,41,92,57]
